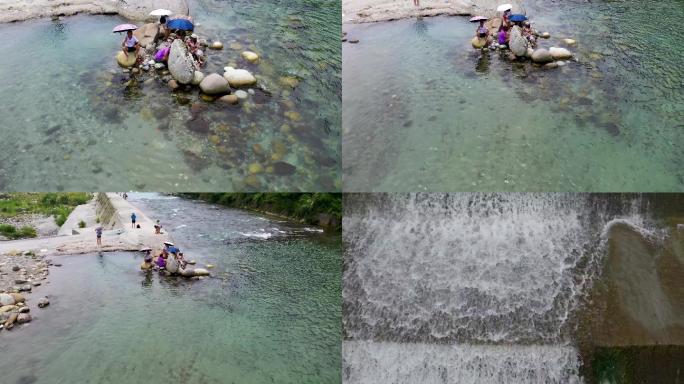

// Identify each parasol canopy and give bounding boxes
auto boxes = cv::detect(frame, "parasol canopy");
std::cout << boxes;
[150,9,173,16]
[509,14,528,22]
[112,23,138,33]
[497,4,512,12]
[167,18,194,31]
[469,16,488,22]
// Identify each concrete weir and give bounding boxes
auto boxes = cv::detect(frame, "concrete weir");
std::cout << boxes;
[0,193,170,257]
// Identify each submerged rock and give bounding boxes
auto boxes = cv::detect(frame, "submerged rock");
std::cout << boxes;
[199,73,230,94]
[223,67,257,87]
[235,90,248,100]
[37,297,49,308]
[210,41,224,50]
[509,26,528,57]
[241,51,259,63]
[531,48,554,64]
[273,161,296,176]
[219,94,239,105]
[168,39,195,84]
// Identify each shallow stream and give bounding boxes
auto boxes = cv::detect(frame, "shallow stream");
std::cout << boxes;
[342,0,684,191]
[0,193,341,384]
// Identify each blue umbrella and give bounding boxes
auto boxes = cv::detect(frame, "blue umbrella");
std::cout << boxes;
[167,18,194,31]
[509,14,528,22]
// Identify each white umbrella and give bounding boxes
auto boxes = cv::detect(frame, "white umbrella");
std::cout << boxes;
[497,3,512,12]
[150,9,173,16]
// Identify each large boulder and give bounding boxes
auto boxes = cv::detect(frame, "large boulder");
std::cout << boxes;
[509,25,528,57]
[116,51,137,68]
[223,67,256,87]
[199,73,231,95]
[133,23,159,48]
[550,47,573,60]
[168,40,195,84]
[531,48,554,64]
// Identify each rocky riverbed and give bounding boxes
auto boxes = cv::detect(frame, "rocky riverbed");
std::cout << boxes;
[0,251,51,333]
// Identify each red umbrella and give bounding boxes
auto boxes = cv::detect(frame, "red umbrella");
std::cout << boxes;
[112,23,138,33]
[469,16,488,23]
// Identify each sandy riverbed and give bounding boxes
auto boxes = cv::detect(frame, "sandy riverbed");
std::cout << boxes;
[342,0,521,23]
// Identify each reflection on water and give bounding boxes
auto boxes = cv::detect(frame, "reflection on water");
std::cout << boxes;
[343,0,684,192]
[0,194,341,384]
[0,0,340,191]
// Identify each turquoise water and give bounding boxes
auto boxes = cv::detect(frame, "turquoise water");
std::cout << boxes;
[0,0,340,191]
[342,0,684,191]
[0,194,341,383]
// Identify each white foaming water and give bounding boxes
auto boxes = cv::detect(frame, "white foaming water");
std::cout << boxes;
[344,194,608,343]
[240,232,274,239]
[343,193,663,382]
[343,341,582,384]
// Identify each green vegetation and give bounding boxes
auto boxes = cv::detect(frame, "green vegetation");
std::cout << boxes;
[78,220,86,228]
[0,224,37,239]
[179,193,342,230]
[0,193,91,228]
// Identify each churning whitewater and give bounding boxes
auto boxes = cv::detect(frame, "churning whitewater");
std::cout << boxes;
[342,193,664,383]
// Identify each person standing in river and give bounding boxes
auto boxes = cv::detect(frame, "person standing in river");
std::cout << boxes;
[95,226,103,246]
[413,0,419,7]
[131,212,137,228]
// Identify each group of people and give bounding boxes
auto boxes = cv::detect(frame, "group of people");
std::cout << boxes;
[121,15,205,67]
[140,241,188,272]
[473,7,538,48]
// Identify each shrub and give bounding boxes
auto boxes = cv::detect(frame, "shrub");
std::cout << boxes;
[78,220,86,228]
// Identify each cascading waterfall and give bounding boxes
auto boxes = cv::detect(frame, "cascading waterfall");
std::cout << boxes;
[343,193,664,383]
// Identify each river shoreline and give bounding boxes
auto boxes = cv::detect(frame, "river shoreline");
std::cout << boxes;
[0,0,189,24]
[342,0,521,24]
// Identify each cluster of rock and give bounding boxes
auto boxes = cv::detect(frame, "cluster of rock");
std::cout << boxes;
[476,25,575,69]
[0,252,53,332]
[115,24,261,106]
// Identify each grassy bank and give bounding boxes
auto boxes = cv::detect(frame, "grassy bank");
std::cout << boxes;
[179,193,342,230]
[0,193,92,238]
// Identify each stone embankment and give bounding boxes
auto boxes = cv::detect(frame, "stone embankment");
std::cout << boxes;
[0,0,189,24]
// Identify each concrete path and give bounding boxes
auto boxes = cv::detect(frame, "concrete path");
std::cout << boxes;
[0,193,171,257]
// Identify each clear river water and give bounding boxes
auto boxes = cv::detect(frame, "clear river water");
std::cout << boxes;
[0,193,341,384]
[343,0,684,192]
[0,0,341,191]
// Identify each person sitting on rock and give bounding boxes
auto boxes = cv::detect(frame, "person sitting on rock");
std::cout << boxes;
[177,252,187,269]
[522,21,537,47]
[475,20,491,46]
[500,9,512,31]
[498,26,510,46]
[121,30,141,60]
[158,15,170,43]
[187,34,205,67]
